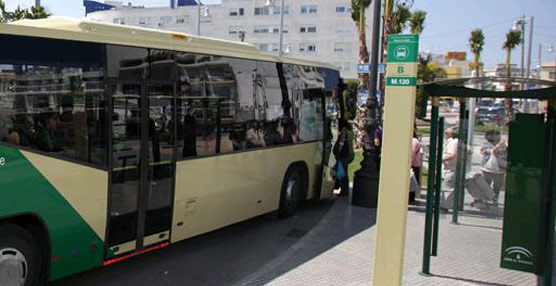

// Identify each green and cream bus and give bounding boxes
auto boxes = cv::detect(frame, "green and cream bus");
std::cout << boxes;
[0,17,341,285]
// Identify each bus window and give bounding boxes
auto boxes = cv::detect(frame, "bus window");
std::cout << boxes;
[0,36,108,166]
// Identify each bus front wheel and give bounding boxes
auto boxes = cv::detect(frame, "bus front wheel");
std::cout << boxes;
[0,224,42,286]
[279,165,306,218]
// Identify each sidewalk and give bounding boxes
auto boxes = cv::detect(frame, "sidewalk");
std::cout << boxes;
[236,196,536,286]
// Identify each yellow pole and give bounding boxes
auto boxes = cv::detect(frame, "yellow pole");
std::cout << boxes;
[373,34,419,286]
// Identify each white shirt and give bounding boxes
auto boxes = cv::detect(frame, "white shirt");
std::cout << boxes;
[443,138,458,172]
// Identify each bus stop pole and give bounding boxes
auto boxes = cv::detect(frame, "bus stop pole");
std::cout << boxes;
[459,108,469,209]
[420,97,439,276]
[432,117,445,256]
[452,100,467,224]
[542,105,556,286]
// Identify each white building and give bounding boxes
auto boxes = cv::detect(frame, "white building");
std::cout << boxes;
[539,62,556,81]
[86,0,373,79]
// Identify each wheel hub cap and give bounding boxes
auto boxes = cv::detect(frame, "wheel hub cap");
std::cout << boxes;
[0,248,27,286]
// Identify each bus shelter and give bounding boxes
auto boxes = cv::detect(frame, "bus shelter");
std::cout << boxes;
[419,77,556,285]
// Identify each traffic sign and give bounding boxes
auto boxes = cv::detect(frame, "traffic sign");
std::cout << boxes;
[357,64,371,74]
[378,64,386,73]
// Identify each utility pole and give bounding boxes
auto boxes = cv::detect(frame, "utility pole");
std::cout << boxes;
[278,0,285,57]
[526,16,534,80]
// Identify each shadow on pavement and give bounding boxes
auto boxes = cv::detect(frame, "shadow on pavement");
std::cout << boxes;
[51,197,376,286]
[430,274,508,286]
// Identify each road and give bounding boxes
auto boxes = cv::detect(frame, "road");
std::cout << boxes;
[51,201,334,286]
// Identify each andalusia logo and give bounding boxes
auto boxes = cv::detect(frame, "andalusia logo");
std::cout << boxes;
[504,246,534,266]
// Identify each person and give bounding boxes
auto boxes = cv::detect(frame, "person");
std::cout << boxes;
[229,123,246,151]
[34,111,59,152]
[333,118,354,197]
[182,113,197,158]
[440,127,458,210]
[481,130,507,206]
[410,131,423,203]
[7,129,21,145]
[246,121,264,148]
[264,120,281,146]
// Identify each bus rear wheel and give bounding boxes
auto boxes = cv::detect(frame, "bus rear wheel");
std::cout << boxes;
[0,224,42,286]
[279,165,306,218]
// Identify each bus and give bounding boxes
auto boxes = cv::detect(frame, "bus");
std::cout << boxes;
[0,17,341,285]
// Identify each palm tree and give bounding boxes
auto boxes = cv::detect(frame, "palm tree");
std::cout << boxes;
[503,29,521,123]
[350,0,372,146]
[390,4,412,34]
[26,5,50,19]
[409,10,426,35]
[469,29,485,78]
[0,0,49,23]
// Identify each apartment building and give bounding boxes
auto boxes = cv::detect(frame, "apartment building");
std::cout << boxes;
[85,0,374,79]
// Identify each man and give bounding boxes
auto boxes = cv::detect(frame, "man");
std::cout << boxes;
[441,127,459,210]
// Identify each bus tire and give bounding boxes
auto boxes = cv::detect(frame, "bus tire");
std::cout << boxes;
[279,165,306,218]
[0,223,42,286]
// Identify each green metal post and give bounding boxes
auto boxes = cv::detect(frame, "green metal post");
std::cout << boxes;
[452,100,467,224]
[542,119,555,286]
[432,117,445,256]
[421,98,439,276]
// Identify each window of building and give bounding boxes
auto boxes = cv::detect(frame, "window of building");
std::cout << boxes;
[299,43,316,52]
[335,5,351,13]
[333,42,352,52]
[138,17,151,25]
[259,43,279,52]
[300,26,317,33]
[254,26,285,34]
[160,16,172,24]
[335,23,355,34]
[229,8,244,16]
[300,5,317,14]
[113,17,125,25]
[228,26,244,34]
[175,16,189,24]
[255,6,289,15]
[0,35,108,167]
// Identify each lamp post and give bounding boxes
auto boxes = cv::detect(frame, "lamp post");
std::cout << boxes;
[265,0,286,57]
[197,0,210,36]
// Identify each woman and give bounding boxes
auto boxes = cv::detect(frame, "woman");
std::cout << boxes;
[481,130,507,206]
[333,118,354,197]
[410,131,422,203]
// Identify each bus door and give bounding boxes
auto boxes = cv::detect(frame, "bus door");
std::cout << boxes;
[106,80,176,258]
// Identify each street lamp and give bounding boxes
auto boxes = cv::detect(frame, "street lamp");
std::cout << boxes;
[197,0,210,36]
[265,0,286,57]
[512,16,534,81]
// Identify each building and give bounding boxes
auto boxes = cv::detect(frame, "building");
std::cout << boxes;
[539,62,556,81]
[421,51,472,79]
[85,0,372,79]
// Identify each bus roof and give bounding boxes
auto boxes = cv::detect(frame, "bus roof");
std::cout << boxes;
[1,17,338,71]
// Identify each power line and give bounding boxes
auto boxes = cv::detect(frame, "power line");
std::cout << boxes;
[420,18,516,39]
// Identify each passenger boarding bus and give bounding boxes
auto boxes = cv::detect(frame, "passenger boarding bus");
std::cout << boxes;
[0,18,341,285]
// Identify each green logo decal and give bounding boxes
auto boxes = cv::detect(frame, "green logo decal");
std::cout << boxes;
[394,46,410,61]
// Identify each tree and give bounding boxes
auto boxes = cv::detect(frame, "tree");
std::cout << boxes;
[350,0,372,147]
[390,4,412,34]
[416,59,446,118]
[409,10,426,35]
[503,29,521,123]
[0,0,50,23]
[469,29,485,78]
[26,5,51,19]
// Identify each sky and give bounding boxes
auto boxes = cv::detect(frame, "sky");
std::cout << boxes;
[4,0,556,70]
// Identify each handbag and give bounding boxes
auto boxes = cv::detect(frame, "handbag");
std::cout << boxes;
[335,161,346,180]
[484,154,500,173]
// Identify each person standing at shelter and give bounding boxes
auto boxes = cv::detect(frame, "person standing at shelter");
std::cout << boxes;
[441,127,459,210]
[334,118,354,197]
[410,131,423,203]
[481,130,507,206]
